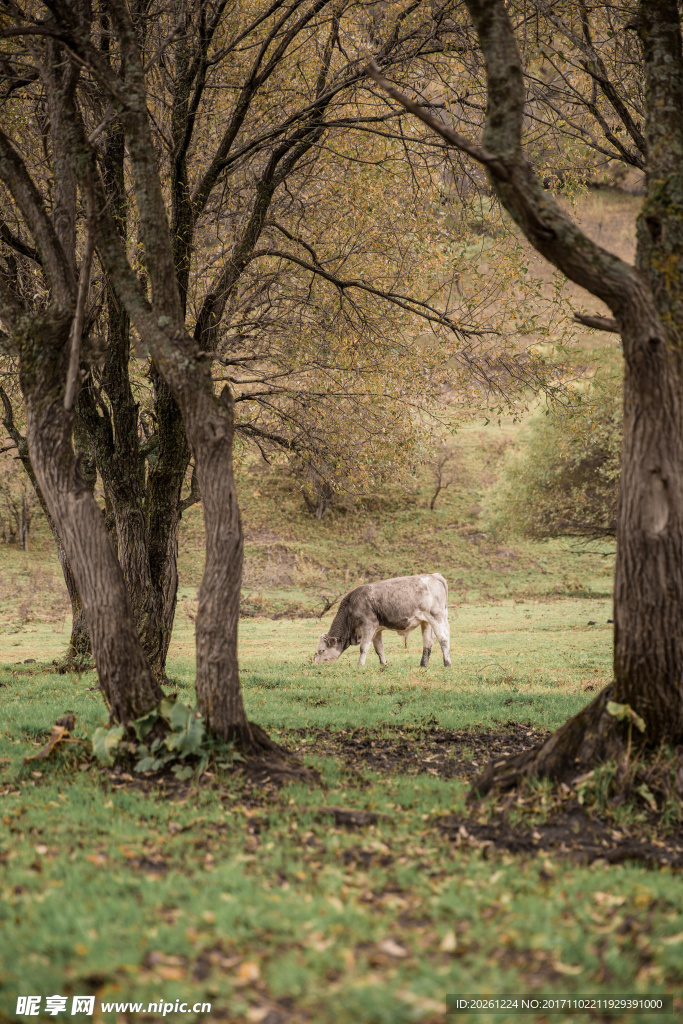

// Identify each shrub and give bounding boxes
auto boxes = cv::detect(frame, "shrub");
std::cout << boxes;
[489,382,621,539]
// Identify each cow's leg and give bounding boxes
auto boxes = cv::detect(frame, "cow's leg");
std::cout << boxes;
[373,632,387,666]
[419,622,433,667]
[358,632,374,666]
[427,615,451,667]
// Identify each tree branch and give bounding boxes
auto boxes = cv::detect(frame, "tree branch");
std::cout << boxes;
[573,312,620,333]
[365,7,644,325]
[364,59,510,179]
[0,129,75,306]
[64,209,96,411]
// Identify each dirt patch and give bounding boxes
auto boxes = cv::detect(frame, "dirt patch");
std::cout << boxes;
[289,721,550,780]
[437,801,683,868]
[287,725,683,868]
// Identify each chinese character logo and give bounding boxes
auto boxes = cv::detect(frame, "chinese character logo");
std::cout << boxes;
[16,997,41,1016]
[45,996,68,1016]
[71,996,95,1015]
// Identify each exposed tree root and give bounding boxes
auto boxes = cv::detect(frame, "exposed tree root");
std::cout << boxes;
[231,721,320,786]
[470,686,627,797]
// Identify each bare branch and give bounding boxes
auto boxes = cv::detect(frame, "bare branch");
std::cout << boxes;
[364,59,510,179]
[249,247,474,338]
[317,592,341,618]
[64,211,96,411]
[573,312,620,333]
[88,19,185,144]
[179,463,201,512]
[0,129,75,305]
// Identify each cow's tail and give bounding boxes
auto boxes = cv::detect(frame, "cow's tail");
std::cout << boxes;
[432,572,448,602]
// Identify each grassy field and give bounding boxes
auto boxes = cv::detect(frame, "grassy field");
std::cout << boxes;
[2,191,682,1023]
[1,616,682,1024]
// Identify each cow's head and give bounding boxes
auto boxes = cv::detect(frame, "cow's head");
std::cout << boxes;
[314,634,342,663]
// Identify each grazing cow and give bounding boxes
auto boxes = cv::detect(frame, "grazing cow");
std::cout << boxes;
[314,573,451,668]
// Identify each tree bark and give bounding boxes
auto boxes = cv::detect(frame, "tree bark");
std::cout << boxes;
[76,111,190,684]
[613,0,683,741]
[145,366,191,675]
[19,312,163,723]
[0,385,93,661]
[57,538,91,660]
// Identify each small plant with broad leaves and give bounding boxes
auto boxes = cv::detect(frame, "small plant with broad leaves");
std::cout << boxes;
[91,698,244,779]
[606,700,646,768]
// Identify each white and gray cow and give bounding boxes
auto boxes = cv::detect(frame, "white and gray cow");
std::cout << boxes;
[314,573,451,668]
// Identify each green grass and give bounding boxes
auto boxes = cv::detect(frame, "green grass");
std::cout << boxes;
[2,693,683,1024]
[1,602,681,1023]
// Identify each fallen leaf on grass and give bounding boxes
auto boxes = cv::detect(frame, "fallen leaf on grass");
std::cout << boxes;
[157,965,186,980]
[246,1008,272,1023]
[439,931,457,953]
[377,938,408,959]
[660,931,683,945]
[397,989,447,1014]
[552,960,584,975]
[85,853,108,867]
[234,961,260,985]
[593,892,626,907]
[24,725,69,763]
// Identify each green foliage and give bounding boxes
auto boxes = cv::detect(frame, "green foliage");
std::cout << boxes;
[607,700,646,733]
[488,382,621,540]
[91,698,207,777]
[91,724,124,767]
[162,698,206,757]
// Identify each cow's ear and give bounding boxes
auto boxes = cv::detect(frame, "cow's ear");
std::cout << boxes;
[326,636,338,647]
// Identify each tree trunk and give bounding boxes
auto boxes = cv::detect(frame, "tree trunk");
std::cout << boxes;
[145,367,191,676]
[1,384,93,661]
[460,0,683,793]
[57,537,91,660]
[612,0,683,744]
[20,312,162,723]
[190,387,250,742]
[75,113,190,685]
[613,315,683,741]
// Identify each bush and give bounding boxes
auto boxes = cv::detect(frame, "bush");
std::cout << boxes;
[489,382,621,539]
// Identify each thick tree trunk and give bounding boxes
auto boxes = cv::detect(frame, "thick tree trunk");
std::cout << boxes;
[189,387,250,742]
[75,112,190,684]
[613,315,683,740]
[20,313,162,723]
[1,385,93,662]
[612,0,683,743]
